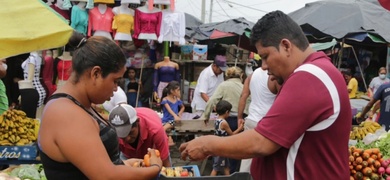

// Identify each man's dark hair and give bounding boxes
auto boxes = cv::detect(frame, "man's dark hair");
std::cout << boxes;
[250,10,309,51]
[215,100,232,115]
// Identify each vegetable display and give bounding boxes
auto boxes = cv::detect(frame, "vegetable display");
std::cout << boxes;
[348,146,390,180]
[1,164,46,180]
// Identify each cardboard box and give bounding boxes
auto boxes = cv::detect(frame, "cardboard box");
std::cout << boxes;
[0,144,38,161]
[181,45,193,60]
[192,45,208,61]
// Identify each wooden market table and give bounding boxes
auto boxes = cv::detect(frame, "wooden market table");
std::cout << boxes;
[169,119,216,174]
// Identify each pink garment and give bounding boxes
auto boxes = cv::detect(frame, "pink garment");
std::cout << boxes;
[148,0,175,11]
[50,4,70,20]
[132,9,162,39]
[42,54,56,97]
[88,7,114,36]
[118,108,169,161]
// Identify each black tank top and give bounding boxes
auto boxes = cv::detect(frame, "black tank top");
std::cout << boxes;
[127,81,139,91]
[38,93,123,179]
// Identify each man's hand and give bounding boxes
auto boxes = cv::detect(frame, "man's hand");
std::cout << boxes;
[179,136,211,161]
[238,118,245,127]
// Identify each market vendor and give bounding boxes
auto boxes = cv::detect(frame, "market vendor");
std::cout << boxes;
[109,104,171,167]
[38,31,162,179]
[344,71,358,99]
[180,11,351,179]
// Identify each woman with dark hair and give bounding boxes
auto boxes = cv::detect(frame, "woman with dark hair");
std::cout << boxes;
[126,67,143,107]
[38,31,162,179]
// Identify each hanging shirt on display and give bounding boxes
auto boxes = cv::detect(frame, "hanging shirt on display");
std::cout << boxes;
[132,6,162,40]
[158,9,186,45]
[22,52,47,107]
[88,6,114,37]
[71,5,89,35]
[112,5,134,41]
[50,4,70,20]
[52,58,72,89]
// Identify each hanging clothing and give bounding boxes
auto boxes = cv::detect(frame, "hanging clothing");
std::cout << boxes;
[112,9,134,35]
[158,10,186,45]
[50,4,70,20]
[52,58,72,87]
[22,52,46,107]
[132,8,162,40]
[71,5,89,35]
[88,7,114,36]
[153,66,180,92]
[0,80,8,115]
[42,54,56,98]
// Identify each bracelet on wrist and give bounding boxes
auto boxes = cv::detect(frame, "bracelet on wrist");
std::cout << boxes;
[150,164,161,170]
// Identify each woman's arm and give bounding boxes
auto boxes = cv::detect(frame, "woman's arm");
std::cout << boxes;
[40,100,162,180]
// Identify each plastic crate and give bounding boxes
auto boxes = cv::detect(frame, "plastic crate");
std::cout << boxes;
[159,165,200,179]
[159,172,252,180]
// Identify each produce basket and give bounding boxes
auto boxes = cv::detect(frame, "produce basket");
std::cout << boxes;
[159,165,200,179]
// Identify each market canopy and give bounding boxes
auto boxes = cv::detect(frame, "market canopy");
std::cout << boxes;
[0,0,73,59]
[289,0,390,43]
[186,17,256,52]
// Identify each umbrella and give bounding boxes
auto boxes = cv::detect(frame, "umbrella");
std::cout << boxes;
[0,0,73,59]
[289,0,390,43]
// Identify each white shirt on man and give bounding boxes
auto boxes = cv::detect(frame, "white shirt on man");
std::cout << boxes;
[191,65,224,111]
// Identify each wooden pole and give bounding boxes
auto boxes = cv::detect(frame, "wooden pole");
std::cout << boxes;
[135,56,145,108]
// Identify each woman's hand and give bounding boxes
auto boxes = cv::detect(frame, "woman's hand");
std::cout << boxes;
[123,158,143,167]
[148,148,162,170]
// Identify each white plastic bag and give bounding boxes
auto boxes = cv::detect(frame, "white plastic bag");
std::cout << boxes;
[363,133,379,145]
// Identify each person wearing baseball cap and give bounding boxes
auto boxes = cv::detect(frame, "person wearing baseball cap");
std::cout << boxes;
[191,55,226,115]
[109,105,171,167]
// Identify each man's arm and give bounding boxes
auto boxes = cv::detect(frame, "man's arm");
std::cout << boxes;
[180,129,281,160]
[201,86,223,120]
[200,93,209,102]
[238,74,251,123]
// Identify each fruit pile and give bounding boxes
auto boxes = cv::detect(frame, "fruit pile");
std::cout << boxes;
[0,109,39,146]
[350,121,382,140]
[160,167,194,177]
[349,146,390,180]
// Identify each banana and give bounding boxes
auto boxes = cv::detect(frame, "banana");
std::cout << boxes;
[372,122,381,128]
[0,115,3,124]
[16,142,25,146]
[355,130,362,140]
[18,127,25,134]
[362,127,369,135]
[350,131,356,140]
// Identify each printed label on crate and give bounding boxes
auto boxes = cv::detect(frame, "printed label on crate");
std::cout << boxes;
[0,146,37,160]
